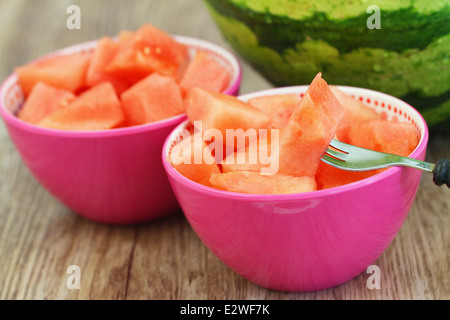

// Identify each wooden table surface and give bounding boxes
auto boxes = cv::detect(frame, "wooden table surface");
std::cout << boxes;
[0,0,448,300]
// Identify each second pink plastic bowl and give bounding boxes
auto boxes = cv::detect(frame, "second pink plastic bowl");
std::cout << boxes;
[162,86,429,292]
[0,36,242,224]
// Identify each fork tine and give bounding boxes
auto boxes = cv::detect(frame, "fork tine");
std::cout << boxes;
[328,139,351,153]
[324,148,347,161]
[321,154,347,168]
[324,139,441,178]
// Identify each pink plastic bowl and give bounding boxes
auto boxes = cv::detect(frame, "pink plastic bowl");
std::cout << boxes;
[0,36,242,224]
[162,86,429,292]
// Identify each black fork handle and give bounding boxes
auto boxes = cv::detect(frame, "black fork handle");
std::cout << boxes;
[433,158,450,188]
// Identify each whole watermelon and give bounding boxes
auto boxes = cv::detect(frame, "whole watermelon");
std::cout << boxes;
[204,0,450,132]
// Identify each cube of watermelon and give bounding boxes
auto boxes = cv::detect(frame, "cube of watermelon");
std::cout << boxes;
[168,132,221,187]
[315,160,384,190]
[344,119,420,157]
[85,37,130,95]
[179,51,231,96]
[18,82,76,124]
[184,87,271,148]
[329,86,380,141]
[278,73,345,177]
[106,23,189,84]
[247,93,300,128]
[38,82,124,131]
[15,51,92,97]
[117,30,135,42]
[120,73,184,126]
[209,171,317,194]
[221,129,280,175]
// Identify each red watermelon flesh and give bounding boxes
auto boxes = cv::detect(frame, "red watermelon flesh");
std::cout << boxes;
[85,37,129,95]
[209,171,317,194]
[278,73,345,177]
[117,30,135,42]
[120,73,183,126]
[38,82,124,131]
[15,51,92,97]
[179,51,231,96]
[220,129,279,175]
[315,160,384,190]
[344,119,420,157]
[18,82,76,124]
[106,23,189,84]
[247,93,300,128]
[329,86,380,141]
[168,132,221,187]
[184,87,271,148]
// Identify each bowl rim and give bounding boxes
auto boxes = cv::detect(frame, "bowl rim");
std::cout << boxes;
[162,85,430,201]
[0,35,242,138]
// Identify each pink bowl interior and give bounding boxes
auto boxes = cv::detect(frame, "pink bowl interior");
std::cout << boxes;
[0,36,242,224]
[162,86,429,292]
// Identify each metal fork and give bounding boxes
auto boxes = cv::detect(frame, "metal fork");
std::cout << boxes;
[321,139,449,188]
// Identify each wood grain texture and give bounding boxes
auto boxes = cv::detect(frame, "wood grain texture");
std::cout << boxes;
[0,0,448,300]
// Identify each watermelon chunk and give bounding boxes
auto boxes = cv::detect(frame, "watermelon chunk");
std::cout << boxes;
[184,87,271,147]
[315,160,384,190]
[209,171,317,194]
[344,119,419,157]
[15,51,92,97]
[247,93,300,128]
[221,130,279,175]
[38,82,124,131]
[85,37,129,95]
[168,132,221,187]
[117,30,135,43]
[179,51,231,96]
[120,73,184,126]
[18,82,76,124]
[106,23,189,84]
[278,73,345,177]
[329,86,380,141]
